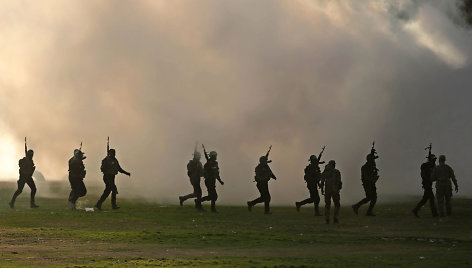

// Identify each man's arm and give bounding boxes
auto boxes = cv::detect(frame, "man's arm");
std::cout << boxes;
[450,167,458,192]
[117,160,131,176]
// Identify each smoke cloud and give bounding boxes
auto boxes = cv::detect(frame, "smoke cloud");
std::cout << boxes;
[0,0,471,204]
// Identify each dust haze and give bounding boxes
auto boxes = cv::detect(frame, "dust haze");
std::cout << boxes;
[0,1,471,205]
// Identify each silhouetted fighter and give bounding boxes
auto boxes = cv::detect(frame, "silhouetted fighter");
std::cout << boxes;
[247,146,277,214]
[431,155,458,218]
[179,143,204,210]
[201,144,224,212]
[68,148,87,210]
[9,137,39,209]
[412,143,438,217]
[296,147,326,216]
[95,138,130,210]
[352,142,379,216]
[321,160,342,224]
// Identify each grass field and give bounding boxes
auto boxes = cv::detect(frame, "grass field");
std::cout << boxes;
[0,188,471,267]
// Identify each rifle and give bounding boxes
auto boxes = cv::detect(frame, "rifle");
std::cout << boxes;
[202,144,209,161]
[318,146,326,164]
[107,136,110,154]
[24,137,27,157]
[79,142,86,160]
[265,145,272,163]
[371,141,379,159]
[425,143,432,159]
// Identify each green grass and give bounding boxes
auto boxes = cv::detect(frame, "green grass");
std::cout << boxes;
[0,188,471,267]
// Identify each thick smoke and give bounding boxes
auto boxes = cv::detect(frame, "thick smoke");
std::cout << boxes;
[0,1,471,204]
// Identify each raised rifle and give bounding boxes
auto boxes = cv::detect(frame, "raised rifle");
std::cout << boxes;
[265,145,272,163]
[318,146,326,164]
[425,143,432,159]
[24,137,27,157]
[371,141,379,159]
[202,144,209,161]
[79,142,86,159]
[107,136,110,154]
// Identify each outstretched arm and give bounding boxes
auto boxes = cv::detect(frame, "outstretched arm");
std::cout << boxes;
[117,161,131,176]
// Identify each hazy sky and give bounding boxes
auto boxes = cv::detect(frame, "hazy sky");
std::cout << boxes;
[0,0,471,204]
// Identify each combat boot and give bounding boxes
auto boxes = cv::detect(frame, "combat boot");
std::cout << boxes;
[247,201,252,212]
[412,208,419,218]
[352,204,359,215]
[69,201,76,210]
[30,202,39,209]
[112,205,121,210]
[211,201,217,213]
[314,204,322,216]
[179,196,184,206]
[95,202,102,211]
[8,201,14,209]
[334,218,339,224]
[295,202,301,212]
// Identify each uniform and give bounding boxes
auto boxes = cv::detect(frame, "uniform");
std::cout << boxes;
[180,158,204,208]
[248,162,276,214]
[296,162,322,215]
[412,160,438,217]
[201,159,221,211]
[431,163,458,217]
[353,157,379,216]
[68,155,87,209]
[95,153,130,210]
[321,163,342,223]
[10,155,38,208]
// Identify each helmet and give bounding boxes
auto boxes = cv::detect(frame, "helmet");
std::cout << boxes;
[309,155,317,162]
[74,149,84,158]
[428,154,437,161]
[194,151,201,159]
[209,151,217,158]
[259,156,268,163]
[108,148,116,157]
[328,160,336,167]
[439,155,446,162]
[366,153,376,161]
[26,149,34,157]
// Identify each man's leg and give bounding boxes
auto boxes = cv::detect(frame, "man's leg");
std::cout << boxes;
[333,192,341,223]
[25,179,39,208]
[413,188,429,216]
[436,187,445,217]
[324,193,331,223]
[10,180,26,208]
[426,187,438,217]
[297,185,315,207]
[445,186,452,216]
[366,184,377,216]
[313,187,321,216]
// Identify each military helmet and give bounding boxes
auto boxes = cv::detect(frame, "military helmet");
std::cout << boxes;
[209,151,217,158]
[328,160,336,167]
[428,154,437,160]
[74,149,84,158]
[26,149,34,157]
[439,155,446,162]
[194,151,201,159]
[366,153,376,161]
[309,155,318,162]
[259,156,268,163]
[108,149,116,156]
